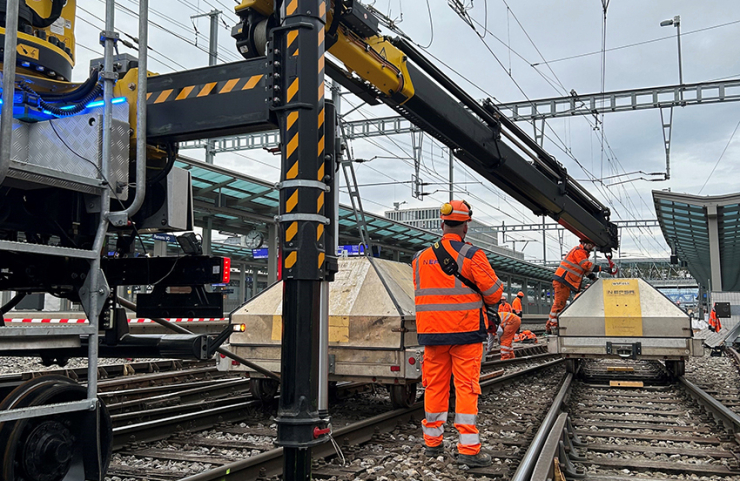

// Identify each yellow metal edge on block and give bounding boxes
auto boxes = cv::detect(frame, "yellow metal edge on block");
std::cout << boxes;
[235,0,274,16]
[609,380,644,388]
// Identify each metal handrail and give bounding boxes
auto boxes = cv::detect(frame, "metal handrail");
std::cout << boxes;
[0,0,20,185]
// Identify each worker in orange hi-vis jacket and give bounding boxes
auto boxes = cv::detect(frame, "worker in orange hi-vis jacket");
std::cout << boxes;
[511,291,524,317]
[496,311,521,360]
[709,305,722,332]
[498,295,512,313]
[546,239,617,334]
[412,200,503,468]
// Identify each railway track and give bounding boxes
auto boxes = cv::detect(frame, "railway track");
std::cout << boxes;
[153,359,567,481]
[525,359,740,481]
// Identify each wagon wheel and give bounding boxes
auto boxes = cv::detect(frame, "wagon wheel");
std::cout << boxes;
[250,378,280,403]
[390,383,418,409]
[0,375,113,481]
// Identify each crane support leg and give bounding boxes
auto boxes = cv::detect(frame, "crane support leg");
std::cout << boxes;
[272,1,330,480]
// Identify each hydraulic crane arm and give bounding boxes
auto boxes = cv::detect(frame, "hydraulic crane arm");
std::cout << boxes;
[231,0,618,252]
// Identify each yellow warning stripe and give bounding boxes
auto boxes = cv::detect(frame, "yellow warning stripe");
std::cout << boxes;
[318,82,324,101]
[293,49,299,57]
[286,134,299,159]
[285,251,297,269]
[242,75,262,90]
[287,111,299,130]
[318,107,324,128]
[319,1,326,19]
[287,30,298,48]
[286,161,299,180]
[286,0,297,16]
[317,191,324,211]
[318,162,325,181]
[318,252,325,269]
[287,78,299,103]
[146,75,264,105]
[286,221,298,241]
[154,89,173,104]
[176,85,195,100]
[286,191,298,213]
[318,28,324,47]
[317,136,325,157]
[219,78,241,94]
[317,224,324,241]
[197,82,217,97]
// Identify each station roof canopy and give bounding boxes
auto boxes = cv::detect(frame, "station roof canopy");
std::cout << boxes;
[653,190,740,291]
[177,156,553,282]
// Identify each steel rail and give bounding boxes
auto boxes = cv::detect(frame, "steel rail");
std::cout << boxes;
[177,358,564,481]
[679,375,740,435]
[510,373,573,481]
[112,399,259,450]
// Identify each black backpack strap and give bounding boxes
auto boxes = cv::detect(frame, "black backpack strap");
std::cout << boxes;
[431,241,482,295]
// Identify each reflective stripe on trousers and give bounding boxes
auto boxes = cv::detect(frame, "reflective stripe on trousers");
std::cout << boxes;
[422,411,448,444]
[422,343,483,455]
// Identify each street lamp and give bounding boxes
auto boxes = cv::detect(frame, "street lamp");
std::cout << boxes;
[661,15,683,100]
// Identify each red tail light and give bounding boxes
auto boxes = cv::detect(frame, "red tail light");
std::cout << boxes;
[408,357,416,365]
[222,257,231,283]
[390,365,400,372]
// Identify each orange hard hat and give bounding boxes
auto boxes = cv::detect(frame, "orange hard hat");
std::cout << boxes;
[517,291,524,297]
[440,200,472,222]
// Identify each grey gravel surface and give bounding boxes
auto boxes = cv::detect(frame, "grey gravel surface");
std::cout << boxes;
[105,359,564,480]
[0,356,173,374]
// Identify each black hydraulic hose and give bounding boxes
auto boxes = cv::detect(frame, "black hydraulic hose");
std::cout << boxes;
[40,66,102,102]
[0,292,27,326]
[29,0,65,28]
[19,80,103,117]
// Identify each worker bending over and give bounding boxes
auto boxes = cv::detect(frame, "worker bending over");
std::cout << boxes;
[709,304,722,332]
[413,200,503,467]
[512,291,524,316]
[496,311,521,360]
[546,239,617,334]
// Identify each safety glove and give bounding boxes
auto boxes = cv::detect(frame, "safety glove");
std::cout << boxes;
[607,258,618,275]
[486,306,501,332]
[586,273,597,281]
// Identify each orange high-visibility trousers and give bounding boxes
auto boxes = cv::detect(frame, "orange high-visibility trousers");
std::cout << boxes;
[547,281,571,331]
[499,313,521,360]
[421,343,483,455]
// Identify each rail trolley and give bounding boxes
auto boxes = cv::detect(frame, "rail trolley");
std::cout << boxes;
[219,256,423,408]
[550,278,704,377]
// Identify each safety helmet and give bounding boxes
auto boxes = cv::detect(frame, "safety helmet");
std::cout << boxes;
[440,200,473,222]
[517,291,524,297]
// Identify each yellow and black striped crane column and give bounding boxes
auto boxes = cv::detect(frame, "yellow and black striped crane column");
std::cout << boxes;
[272,0,330,479]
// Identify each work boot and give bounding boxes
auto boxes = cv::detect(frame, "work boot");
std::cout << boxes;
[425,444,444,457]
[457,451,492,467]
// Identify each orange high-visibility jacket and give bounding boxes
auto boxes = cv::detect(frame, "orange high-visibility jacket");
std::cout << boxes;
[498,301,512,313]
[413,233,504,345]
[511,297,522,314]
[553,245,601,292]
[709,309,721,331]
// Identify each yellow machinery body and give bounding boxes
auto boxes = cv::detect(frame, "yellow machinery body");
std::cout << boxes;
[1,0,76,82]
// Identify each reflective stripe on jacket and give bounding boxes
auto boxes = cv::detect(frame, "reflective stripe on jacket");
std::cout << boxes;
[413,233,504,346]
[498,301,512,313]
[553,246,599,292]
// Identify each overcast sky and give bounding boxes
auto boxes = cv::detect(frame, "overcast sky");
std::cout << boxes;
[76,1,740,262]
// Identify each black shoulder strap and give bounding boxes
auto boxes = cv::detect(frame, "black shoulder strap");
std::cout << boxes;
[431,241,482,295]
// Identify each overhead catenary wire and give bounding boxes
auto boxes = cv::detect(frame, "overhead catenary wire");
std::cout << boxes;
[698,117,740,194]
